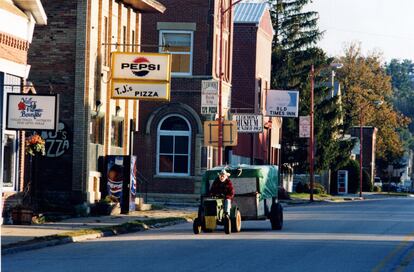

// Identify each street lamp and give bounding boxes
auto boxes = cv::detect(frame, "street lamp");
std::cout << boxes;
[217,0,243,166]
[358,100,383,198]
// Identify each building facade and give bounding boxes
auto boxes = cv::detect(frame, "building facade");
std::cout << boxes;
[230,1,282,166]
[350,126,378,185]
[1,0,47,220]
[27,0,165,211]
[135,0,234,195]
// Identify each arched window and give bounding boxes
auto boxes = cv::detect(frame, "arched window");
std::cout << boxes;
[157,115,191,175]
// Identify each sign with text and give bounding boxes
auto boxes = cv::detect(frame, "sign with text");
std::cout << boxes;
[111,52,171,81]
[204,120,238,147]
[265,90,299,117]
[111,81,170,100]
[232,114,263,133]
[6,94,59,131]
[111,52,171,101]
[40,121,71,157]
[299,115,310,138]
[201,80,231,114]
[201,80,218,114]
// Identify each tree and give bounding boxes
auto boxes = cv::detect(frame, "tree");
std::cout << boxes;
[336,43,410,165]
[269,0,352,173]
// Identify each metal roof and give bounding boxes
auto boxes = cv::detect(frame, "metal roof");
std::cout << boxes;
[234,1,268,24]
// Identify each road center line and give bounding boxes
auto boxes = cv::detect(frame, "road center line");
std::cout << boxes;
[372,231,414,272]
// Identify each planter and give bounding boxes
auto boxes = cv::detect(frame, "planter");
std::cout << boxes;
[94,202,120,215]
[11,208,34,225]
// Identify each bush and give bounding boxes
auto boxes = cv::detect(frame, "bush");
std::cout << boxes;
[373,185,381,192]
[278,187,291,200]
[295,182,304,193]
[304,182,326,195]
[303,183,310,193]
[362,170,372,192]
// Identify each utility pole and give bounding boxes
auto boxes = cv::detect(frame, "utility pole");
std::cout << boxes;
[310,65,315,202]
[217,0,242,166]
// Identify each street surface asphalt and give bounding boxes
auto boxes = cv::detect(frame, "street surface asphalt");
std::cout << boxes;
[3,197,414,272]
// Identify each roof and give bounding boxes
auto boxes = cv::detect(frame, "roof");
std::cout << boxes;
[121,0,166,14]
[13,0,47,25]
[234,1,268,24]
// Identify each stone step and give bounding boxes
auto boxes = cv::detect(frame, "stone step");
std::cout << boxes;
[137,193,200,207]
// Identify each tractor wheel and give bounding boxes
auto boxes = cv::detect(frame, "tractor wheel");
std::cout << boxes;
[231,210,242,233]
[193,218,202,234]
[270,203,283,230]
[224,214,232,234]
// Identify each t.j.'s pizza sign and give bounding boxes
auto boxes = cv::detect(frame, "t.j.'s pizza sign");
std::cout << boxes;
[111,52,171,101]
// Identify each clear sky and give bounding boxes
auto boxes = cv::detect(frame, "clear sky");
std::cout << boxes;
[307,0,414,62]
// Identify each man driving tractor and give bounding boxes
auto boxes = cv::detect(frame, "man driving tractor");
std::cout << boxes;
[209,169,235,215]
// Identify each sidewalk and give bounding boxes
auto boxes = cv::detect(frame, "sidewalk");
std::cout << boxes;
[1,207,196,255]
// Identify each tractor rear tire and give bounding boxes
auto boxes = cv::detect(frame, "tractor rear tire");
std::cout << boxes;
[231,210,242,233]
[224,215,232,234]
[270,203,283,230]
[193,218,202,234]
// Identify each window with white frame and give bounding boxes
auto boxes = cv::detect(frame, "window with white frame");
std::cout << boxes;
[159,30,193,76]
[157,115,191,175]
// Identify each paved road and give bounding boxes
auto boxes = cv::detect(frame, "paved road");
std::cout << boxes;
[3,198,414,272]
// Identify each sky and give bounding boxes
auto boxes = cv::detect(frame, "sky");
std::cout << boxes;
[307,0,414,62]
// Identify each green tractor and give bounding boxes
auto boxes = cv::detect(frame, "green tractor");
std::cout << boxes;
[193,197,242,234]
[193,165,283,234]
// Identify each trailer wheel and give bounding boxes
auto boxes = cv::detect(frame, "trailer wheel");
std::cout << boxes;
[270,203,283,230]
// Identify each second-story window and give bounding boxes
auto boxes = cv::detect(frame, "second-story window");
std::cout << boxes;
[159,30,193,76]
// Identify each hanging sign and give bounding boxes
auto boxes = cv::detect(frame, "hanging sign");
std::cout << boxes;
[110,52,171,101]
[265,90,299,117]
[200,80,231,114]
[299,115,310,138]
[232,114,263,133]
[111,52,171,81]
[201,80,218,114]
[204,121,238,147]
[6,94,59,131]
[111,81,170,100]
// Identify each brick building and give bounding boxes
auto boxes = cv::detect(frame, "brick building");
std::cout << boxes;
[135,0,234,195]
[27,0,165,211]
[1,0,47,222]
[230,1,282,166]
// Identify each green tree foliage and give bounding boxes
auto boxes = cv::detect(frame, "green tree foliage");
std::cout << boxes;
[386,59,414,152]
[336,44,410,165]
[269,0,352,173]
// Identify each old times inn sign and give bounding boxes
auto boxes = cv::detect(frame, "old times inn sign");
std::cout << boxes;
[111,52,171,100]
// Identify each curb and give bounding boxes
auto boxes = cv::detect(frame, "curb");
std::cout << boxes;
[2,218,190,256]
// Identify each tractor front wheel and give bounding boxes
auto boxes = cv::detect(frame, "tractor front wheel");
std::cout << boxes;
[224,214,232,234]
[193,218,202,234]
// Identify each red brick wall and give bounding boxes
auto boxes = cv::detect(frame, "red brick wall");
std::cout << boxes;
[134,0,226,194]
[26,0,78,204]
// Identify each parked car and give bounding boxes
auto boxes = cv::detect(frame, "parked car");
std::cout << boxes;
[374,177,382,187]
